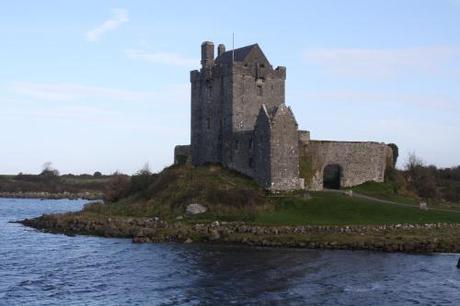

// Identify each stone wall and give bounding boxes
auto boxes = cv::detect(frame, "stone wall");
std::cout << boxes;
[174,145,191,165]
[269,105,303,191]
[300,140,392,190]
[190,65,228,165]
[253,106,272,188]
[228,47,285,177]
[231,61,285,133]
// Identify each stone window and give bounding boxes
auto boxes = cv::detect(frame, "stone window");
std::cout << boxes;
[249,157,254,168]
[257,85,263,96]
[235,139,239,151]
[206,118,211,129]
[248,137,253,149]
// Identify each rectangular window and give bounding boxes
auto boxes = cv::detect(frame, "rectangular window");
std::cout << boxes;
[206,118,211,129]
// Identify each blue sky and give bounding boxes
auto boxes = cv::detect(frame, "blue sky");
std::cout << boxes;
[1,0,459,174]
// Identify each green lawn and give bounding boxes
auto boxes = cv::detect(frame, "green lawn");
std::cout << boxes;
[256,191,460,225]
[348,181,418,205]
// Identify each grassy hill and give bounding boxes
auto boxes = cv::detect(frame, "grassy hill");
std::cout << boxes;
[84,164,460,225]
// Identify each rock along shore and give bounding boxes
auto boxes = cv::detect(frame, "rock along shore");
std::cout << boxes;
[18,212,460,253]
[0,192,102,201]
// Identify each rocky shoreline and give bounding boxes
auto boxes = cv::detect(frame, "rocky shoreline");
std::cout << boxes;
[19,212,460,253]
[0,192,103,201]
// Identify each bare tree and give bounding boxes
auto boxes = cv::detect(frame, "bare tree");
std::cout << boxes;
[40,161,59,176]
[405,152,424,172]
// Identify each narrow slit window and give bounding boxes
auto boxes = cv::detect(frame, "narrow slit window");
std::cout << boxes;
[257,85,263,96]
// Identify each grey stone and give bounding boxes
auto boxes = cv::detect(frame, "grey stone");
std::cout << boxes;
[209,229,220,240]
[419,202,428,210]
[186,203,207,215]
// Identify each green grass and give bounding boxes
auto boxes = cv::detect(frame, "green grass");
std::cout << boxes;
[255,192,460,225]
[83,165,460,226]
[85,164,271,220]
[348,181,417,205]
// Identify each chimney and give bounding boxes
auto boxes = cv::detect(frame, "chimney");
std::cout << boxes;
[201,41,214,67]
[218,44,226,56]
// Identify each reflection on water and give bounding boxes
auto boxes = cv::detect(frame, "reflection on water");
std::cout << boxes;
[1,198,460,305]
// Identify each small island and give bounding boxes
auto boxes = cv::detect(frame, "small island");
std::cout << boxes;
[19,162,460,253]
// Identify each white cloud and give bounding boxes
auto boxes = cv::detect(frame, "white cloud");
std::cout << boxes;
[303,46,459,78]
[9,82,188,103]
[86,9,128,42]
[125,49,198,67]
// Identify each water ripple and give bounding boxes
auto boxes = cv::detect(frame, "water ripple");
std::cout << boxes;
[2,198,460,305]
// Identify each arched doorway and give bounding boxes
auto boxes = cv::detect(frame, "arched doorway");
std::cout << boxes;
[323,164,342,189]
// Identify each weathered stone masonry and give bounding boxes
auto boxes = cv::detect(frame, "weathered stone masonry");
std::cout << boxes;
[299,139,393,191]
[174,41,393,191]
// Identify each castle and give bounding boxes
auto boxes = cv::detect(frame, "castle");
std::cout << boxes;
[175,41,393,191]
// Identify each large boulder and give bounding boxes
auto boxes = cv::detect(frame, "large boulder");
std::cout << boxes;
[186,203,207,215]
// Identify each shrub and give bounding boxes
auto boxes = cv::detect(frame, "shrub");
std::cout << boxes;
[104,173,130,202]
[404,153,438,199]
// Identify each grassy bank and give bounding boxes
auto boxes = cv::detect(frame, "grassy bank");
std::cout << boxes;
[83,164,460,225]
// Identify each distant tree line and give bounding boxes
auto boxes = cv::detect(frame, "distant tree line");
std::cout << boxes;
[386,150,460,202]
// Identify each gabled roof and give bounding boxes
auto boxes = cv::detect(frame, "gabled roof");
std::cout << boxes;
[261,104,298,126]
[271,104,298,126]
[215,43,269,65]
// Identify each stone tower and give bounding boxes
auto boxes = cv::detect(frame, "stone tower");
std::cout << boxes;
[175,41,394,192]
[190,41,303,191]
